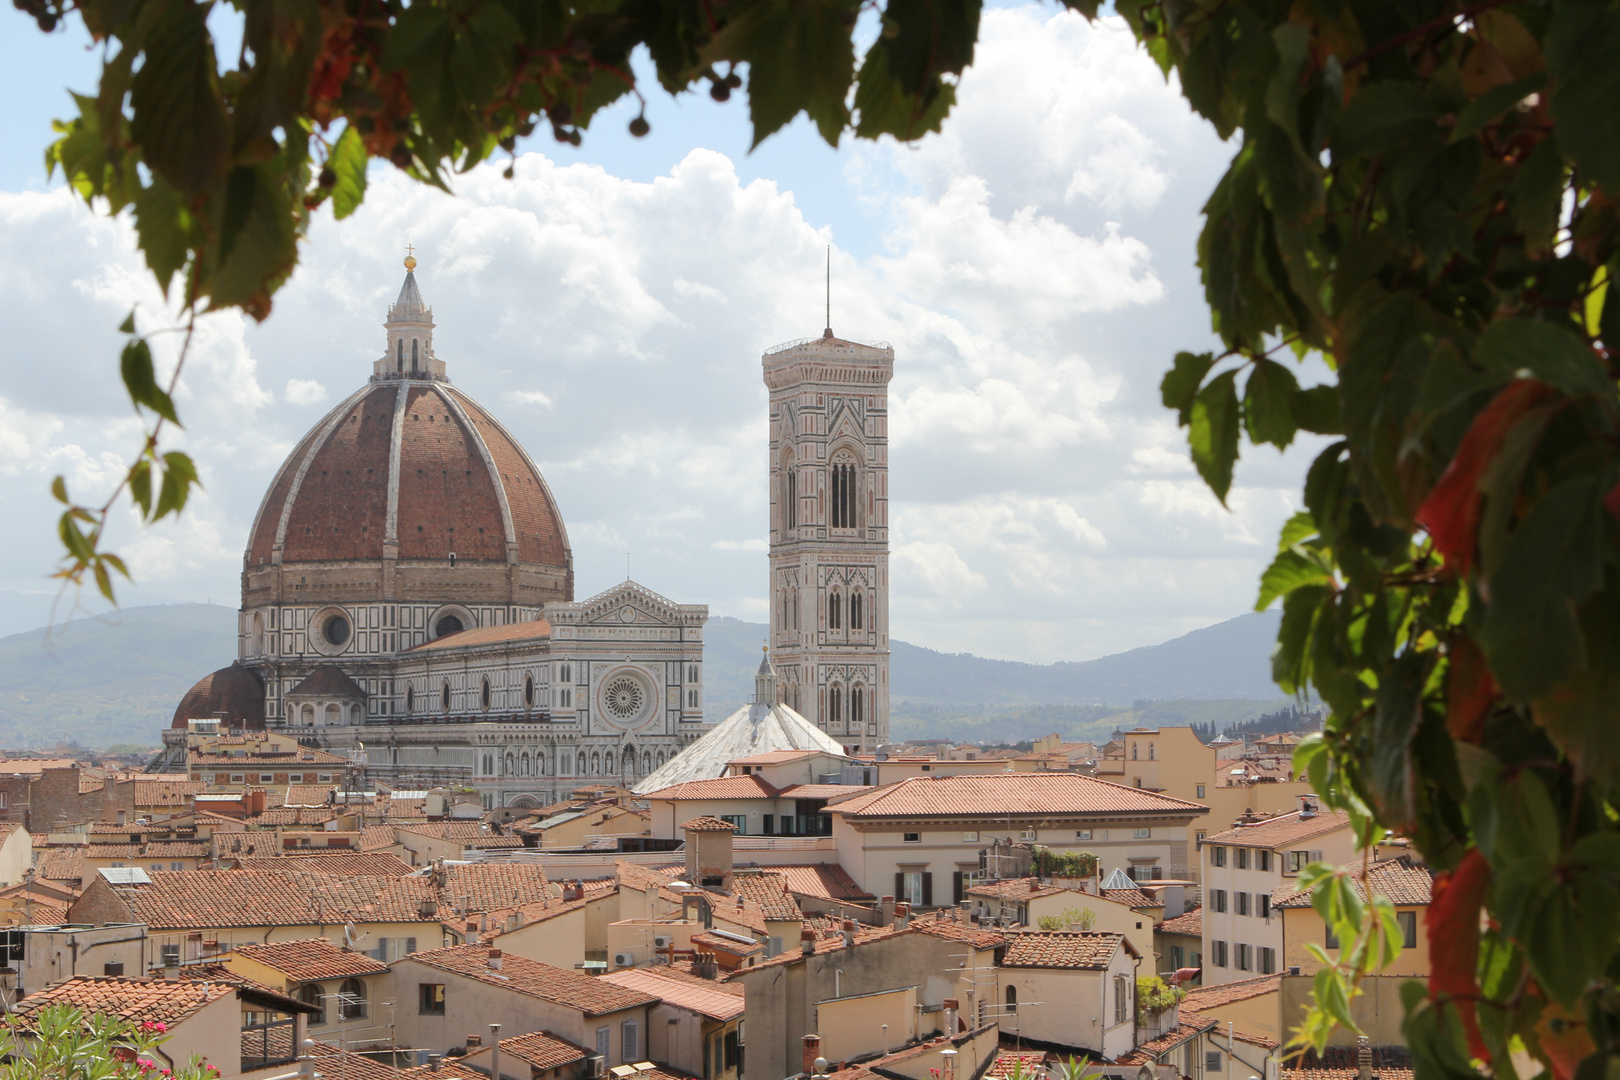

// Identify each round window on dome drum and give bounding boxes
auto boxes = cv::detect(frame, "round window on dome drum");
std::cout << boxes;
[435,615,464,637]
[324,614,350,646]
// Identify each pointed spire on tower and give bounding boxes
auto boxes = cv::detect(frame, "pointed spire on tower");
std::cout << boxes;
[755,644,779,706]
[376,247,443,382]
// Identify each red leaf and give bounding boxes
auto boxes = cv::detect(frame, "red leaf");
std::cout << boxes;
[1446,636,1497,743]
[1417,380,1557,576]
[1428,847,1492,1062]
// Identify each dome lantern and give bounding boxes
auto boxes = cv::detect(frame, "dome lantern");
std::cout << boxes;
[375,250,445,382]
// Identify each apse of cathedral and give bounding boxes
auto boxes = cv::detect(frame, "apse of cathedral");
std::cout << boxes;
[159,254,892,807]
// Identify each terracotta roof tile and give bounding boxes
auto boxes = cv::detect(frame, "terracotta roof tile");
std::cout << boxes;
[757,863,872,902]
[965,877,1069,902]
[728,750,824,766]
[1157,906,1202,937]
[911,914,1008,948]
[690,931,763,955]
[826,773,1205,819]
[601,968,745,1021]
[134,780,207,806]
[38,848,86,883]
[1281,1046,1412,1080]
[403,945,657,1015]
[1115,1021,1215,1064]
[1000,930,1126,969]
[650,776,780,800]
[1274,856,1433,909]
[1203,810,1352,848]
[1180,973,1279,1016]
[227,938,391,981]
[407,620,552,651]
[229,852,414,876]
[681,816,739,832]
[731,923,911,974]
[10,975,235,1025]
[309,1042,401,1080]
[83,841,211,861]
[485,1030,591,1070]
[728,870,802,921]
[1100,887,1160,911]
[188,748,349,768]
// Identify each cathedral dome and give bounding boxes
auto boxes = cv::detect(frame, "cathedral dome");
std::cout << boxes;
[244,265,569,575]
[172,663,266,730]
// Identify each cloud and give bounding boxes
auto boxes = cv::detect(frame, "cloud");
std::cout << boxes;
[0,5,1320,668]
[284,379,328,405]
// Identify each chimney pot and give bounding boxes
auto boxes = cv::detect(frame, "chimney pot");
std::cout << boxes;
[466,1035,482,1048]
[487,949,503,971]
[802,1035,823,1077]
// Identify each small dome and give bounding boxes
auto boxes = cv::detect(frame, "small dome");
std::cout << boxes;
[172,663,266,730]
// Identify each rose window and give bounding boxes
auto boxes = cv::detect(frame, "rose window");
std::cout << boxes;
[604,677,644,720]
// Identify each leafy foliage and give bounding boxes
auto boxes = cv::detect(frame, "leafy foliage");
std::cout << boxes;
[1136,975,1186,1016]
[1031,847,1099,880]
[0,1003,220,1079]
[1037,904,1096,931]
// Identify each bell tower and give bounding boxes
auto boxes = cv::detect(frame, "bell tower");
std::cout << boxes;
[763,327,893,753]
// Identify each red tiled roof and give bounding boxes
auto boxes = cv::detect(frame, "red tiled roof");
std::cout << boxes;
[601,968,746,1021]
[1203,810,1351,848]
[729,870,802,921]
[1157,906,1202,937]
[681,816,739,832]
[10,975,234,1025]
[1000,930,1127,969]
[134,780,207,806]
[37,848,85,883]
[1100,887,1160,911]
[827,773,1206,819]
[758,863,872,901]
[987,1053,1050,1079]
[407,619,553,651]
[1181,973,1279,1015]
[1274,856,1433,908]
[912,914,1008,948]
[778,784,869,800]
[1115,1021,1215,1064]
[648,776,780,800]
[728,750,824,766]
[84,841,211,861]
[965,877,1069,901]
[485,1030,590,1070]
[690,931,762,955]
[227,937,391,981]
[732,923,911,974]
[230,852,414,876]
[309,1042,401,1080]
[401,945,657,1016]
[188,748,349,767]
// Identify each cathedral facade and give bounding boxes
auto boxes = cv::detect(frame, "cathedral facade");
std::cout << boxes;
[765,328,893,753]
[159,261,709,808]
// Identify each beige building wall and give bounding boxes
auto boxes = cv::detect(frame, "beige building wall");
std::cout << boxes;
[1280,905,1429,978]
[995,945,1139,1058]
[1280,974,1408,1046]
[534,806,647,848]
[0,828,31,887]
[486,906,589,969]
[606,919,701,967]
[143,920,453,975]
[815,985,918,1060]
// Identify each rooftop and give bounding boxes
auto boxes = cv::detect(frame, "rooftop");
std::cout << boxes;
[600,968,746,1021]
[826,772,1206,819]
[1157,905,1202,937]
[999,930,1129,969]
[480,1030,591,1071]
[1274,856,1433,908]
[402,945,658,1016]
[1202,809,1351,848]
[226,937,391,982]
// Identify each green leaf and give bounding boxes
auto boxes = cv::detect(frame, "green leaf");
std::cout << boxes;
[1162,351,1216,426]
[119,339,180,425]
[1332,82,1439,160]
[329,125,368,221]
[133,177,190,297]
[1510,134,1566,260]
[1189,369,1241,503]
[1244,357,1300,448]
[1547,1,1620,193]
[128,0,230,197]
[707,0,861,147]
[207,164,298,316]
[50,476,69,504]
[118,310,135,335]
[1278,511,1316,550]
[1450,73,1547,144]
[1473,318,1608,402]
[853,38,953,141]
[1257,548,1332,611]
[1292,384,1341,435]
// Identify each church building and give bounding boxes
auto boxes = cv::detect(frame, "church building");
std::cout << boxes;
[157,257,709,808]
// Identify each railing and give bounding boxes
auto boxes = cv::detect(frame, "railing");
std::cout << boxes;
[764,334,893,354]
[242,1018,299,1071]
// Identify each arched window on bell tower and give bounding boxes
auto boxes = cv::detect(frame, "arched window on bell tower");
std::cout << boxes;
[852,684,864,727]
[396,340,403,371]
[829,685,842,727]
[829,450,859,529]
[851,591,863,630]
[828,590,841,630]
[411,338,419,371]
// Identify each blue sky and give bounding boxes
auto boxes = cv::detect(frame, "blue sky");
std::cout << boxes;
[0,7,1323,663]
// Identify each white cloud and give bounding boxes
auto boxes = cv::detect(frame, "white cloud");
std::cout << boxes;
[0,4,1320,667]
[284,379,328,405]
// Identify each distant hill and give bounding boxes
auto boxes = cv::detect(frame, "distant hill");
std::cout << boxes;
[0,604,237,750]
[0,603,1288,748]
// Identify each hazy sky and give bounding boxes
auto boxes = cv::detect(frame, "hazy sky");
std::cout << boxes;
[0,6,1326,661]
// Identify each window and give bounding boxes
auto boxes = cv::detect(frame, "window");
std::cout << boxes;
[560,688,572,707]
[622,1020,640,1062]
[259,774,274,783]
[1397,910,1418,948]
[784,463,798,530]
[524,676,534,707]
[1259,947,1276,974]
[1020,829,1038,841]
[1076,829,1092,841]
[1207,1051,1224,1073]
[688,689,699,708]
[406,686,415,714]
[1114,973,1131,1023]
[1149,743,1155,760]
[851,592,863,629]
[230,775,244,784]
[1235,943,1252,971]
[170,862,183,871]
[1258,895,1271,919]
[1004,985,1017,1015]
[1211,940,1228,967]
[1259,850,1273,872]
[962,831,979,843]
[688,664,699,683]
[441,682,451,711]
[903,832,921,843]
[1196,784,1206,799]
[1170,945,1184,969]
[1132,743,1138,760]
[829,686,841,724]
[318,774,332,783]
[831,459,857,528]
[721,815,746,834]
[1235,892,1250,916]
[829,591,842,629]
[560,663,571,681]
[160,943,180,966]
[1134,827,1151,839]
[901,872,925,907]
[338,978,367,1020]
[1325,923,1340,949]
[1286,850,1309,873]
[1236,848,1249,870]
[435,615,463,637]
[851,685,863,727]
[300,983,325,1025]
[597,1027,611,1059]
[481,678,491,709]
[1210,846,1227,867]
[419,983,445,1015]
[1210,889,1227,912]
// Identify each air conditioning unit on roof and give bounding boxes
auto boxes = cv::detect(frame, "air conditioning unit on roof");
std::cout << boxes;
[613,952,635,968]
[653,935,672,949]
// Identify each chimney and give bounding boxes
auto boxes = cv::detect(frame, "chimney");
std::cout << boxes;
[942,998,958,1036]
[801,928,816,956]
[877,895,896,926]
[487,949,503,971]
[1357,1036,1372,1080]
[465,1035,482,1049]
[507,912,522,933]
[895,903,910,929]
[841,918,855,948]
[802,1035,823,1077]
[164,963,179,981]
[428,1054,443,1072]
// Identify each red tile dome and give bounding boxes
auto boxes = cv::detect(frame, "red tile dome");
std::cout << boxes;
[171,663,266,730]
